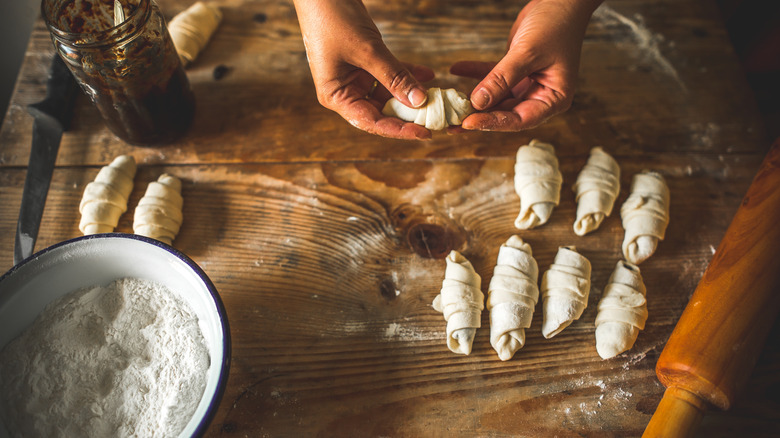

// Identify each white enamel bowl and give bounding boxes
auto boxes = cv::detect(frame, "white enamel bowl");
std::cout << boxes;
[0,234,230,437]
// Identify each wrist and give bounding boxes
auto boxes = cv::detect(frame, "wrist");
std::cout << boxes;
[544,0,604,19]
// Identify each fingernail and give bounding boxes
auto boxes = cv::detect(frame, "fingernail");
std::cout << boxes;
[472,89,490,109]
[409,88,427,107]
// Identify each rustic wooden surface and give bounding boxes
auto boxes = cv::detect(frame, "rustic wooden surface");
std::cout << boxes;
[1,0,778,436]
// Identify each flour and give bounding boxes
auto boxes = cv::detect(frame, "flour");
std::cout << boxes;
[592,5,687,92]
[0,278,210,438]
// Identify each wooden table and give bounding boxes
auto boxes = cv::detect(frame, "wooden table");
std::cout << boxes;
[1,0,778,436]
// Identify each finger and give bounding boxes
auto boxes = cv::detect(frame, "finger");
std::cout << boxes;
[470,52,541,111]
[372,62,435,103]
[461,99,551,132]
[461,111,525,131]
[358,44,428,108]
[340,97,432,140]
[375,117,433,140]
[449,61,496,80]
[406,63,436,83]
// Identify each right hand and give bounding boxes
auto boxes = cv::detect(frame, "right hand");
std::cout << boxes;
[451,0,603,132]
[293,0,435,140]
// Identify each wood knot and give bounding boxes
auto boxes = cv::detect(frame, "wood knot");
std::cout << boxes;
[379,278,399,300]
[390,204,464,259]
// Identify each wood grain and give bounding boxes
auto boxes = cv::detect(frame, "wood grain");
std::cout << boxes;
[0,0,778,436]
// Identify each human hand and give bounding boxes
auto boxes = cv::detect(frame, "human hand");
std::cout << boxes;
[451,0,603,131]
[293,0,434,140]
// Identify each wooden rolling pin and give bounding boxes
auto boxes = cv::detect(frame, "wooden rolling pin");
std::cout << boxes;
[643,140,780,437]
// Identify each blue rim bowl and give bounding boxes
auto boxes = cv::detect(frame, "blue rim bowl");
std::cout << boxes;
[0,233,230,437]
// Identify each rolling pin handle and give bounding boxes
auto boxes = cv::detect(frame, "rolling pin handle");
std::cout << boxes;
[643,387,709,438]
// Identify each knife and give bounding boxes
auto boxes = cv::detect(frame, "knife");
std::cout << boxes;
[14,54,79,265]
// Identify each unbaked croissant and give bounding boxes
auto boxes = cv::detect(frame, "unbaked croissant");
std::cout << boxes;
[540,246,592,339]
[595,260,648,359]
[432,250,484,355]
[620,171,670,264]
[514,139,563,229]
[487,235,539,361]
[79,155,136,234]
[133,174,184,245]
[168,2,222,66]
[382,88,474,130]
[573,147,620,236]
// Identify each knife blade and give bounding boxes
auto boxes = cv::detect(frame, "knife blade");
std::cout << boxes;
[14,54,79,265]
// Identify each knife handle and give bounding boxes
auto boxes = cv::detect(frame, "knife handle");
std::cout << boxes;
[27,55,79,131]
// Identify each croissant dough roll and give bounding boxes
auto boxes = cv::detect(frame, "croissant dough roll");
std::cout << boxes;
[514,139,563,229]
[541,246,592,339]
[573,147,620,236]
[79,155,137,235]
[382,87,474,130]
[620,171,670,264]
[168,2,222,66]
[133,174,184,245]
[595,261,648,359]
[487,235,539,361]
[432,250,484,355]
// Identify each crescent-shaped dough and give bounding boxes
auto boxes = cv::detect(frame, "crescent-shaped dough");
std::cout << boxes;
[133,174,184,245]
[432,250,484,355]
[514,139,563,229]
[79,155,137,235]
[168,2,223,66]
[620,171,670,264]
[382,87,474,130]
[487,235,539,361]
[595,261,648,359]
[540,246,591,339]
[573,147,620,236]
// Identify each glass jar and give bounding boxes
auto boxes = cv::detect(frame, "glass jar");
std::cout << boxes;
[42,0,195,146]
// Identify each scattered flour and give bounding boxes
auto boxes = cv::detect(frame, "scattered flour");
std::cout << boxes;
[0,278,210,438]
[384,322,443,341]
[593,5,687,92]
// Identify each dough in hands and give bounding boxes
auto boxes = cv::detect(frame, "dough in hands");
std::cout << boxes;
[595,261,648,359]
[487,235,539,361]
[620,171,670,264]
[133,174,184,245]
[382,88,474,130]
[168,2,222,66]
[573,147,620,236]
[432,250,484,355]
[79,155,137,235]
[540,246,592,339]
[514,139,563,229]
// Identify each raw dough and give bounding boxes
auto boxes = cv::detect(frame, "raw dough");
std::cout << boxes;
[133,174,184,245]
[432,250,484,355]
[514,139,563,229]
[595,261,648,359]
[79,155,136,234]
[382,88,474,130]
[540,246,591,338]
[487,235,539,361]
[620,171,670,264]
[168,2,222,66]
[573,147,620,236]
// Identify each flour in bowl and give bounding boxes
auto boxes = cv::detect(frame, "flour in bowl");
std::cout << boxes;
[0,277,210,437]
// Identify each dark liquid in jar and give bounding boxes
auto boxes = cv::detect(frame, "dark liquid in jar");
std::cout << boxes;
[47,0,195,146]
[92,65,195,145]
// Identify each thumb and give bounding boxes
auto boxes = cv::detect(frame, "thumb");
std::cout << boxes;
[358,43,428,108]
[470,51,538,111]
